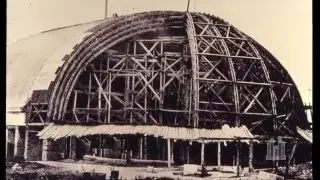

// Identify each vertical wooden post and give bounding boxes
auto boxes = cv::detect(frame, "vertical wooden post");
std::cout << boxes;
[86,72,92,122]
[24,126,29,160]
[69,136,76,160]
[186,142,190,164]
[162,140,166,161]
[67,138,70,157]
[42,139,49,161]
[142,46,148,160]
[139,137,143,159]
[122,138,126,159]
[13,126,20,158]
[69,137,72,158]
[98,86,101,122]
[128,136,132,158]
[180,143,185,162]
[89,136,92,155]
[201,140,205,166]
[167,138,171,168]
[285,146,290,177]
[144,136,147,159]
[159,42,164,125]
[72,137,77,160]
[175,81,181,124]
[217,141,221,168]
[120,138,123,159]
[124,51,129,123]
[73,90,78,122]
[249,140,253,172]
[107,72,112,123]
[157,138,161,160]
[130,42,136,124]
[99,136,103,157]
[6,128,8,160]
[171,140,174,163]
[289,143,297,165]
[236,139,240,177]
[105,57,111,123]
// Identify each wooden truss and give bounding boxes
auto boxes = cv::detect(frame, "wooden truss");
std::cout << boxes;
[25,12,305,137]
[67,36,193,127]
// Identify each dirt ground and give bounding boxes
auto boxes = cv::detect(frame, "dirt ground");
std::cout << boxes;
[6,161,257,179]
[6,161,312,180]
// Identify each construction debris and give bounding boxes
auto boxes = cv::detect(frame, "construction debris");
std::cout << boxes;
[11,163,22,171]
[183,164,198,175]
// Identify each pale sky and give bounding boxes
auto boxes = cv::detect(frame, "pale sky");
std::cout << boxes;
[7,0,312,104]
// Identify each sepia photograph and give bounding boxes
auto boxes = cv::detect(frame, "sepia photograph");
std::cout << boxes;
[6,0,312,179]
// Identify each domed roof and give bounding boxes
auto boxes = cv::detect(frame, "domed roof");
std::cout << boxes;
[7,11,308,133]
[7,20,103,111]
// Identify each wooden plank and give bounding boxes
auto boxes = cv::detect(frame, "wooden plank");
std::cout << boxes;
[217,141,221,168]
[139,136,143,159]
[108,72,112,123]
[6,128,8,159]
[236,140,240,177]
[87,72,92,122]
[186,12,199,127]
[196,52,260,60]
[289,143,297,165]
[201,140,205,166]
[186,143,190,164]
[195,34,247,41]
[243,87,265,113]
[99,136,103,157]
[144,136,147,159]
[249,140,253,172]
[73,91,79,122]
[167,138,171,168]
[13,126,19,158]
[24,126,29,160]
[30,105,46,123]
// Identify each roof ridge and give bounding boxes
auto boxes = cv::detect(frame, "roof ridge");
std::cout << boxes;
[40,19,104,34]
[7,19,105,46]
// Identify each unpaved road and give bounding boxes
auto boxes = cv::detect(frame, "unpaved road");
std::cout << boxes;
[35,161,260,179]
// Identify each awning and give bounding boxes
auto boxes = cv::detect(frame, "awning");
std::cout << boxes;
[37,123,255,142]
[297,127,312,143]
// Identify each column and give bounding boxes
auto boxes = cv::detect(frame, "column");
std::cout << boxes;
[249,140,253,172]
[201,140,205,166]
[144,136,147,159]
[13,126,20,158]
[285,145,290,177]
[236,140,240,177]
[156,138,161,160]
[69,137,76,160]
[24,126,29,160]
[217,141,221,168]
[139,137,143,159]
[42,139,48,161]
[171,140,174,162]
[186,142,190,164]
[99,136,103,157]
[6,128,8,160]
[167,139,171,168]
